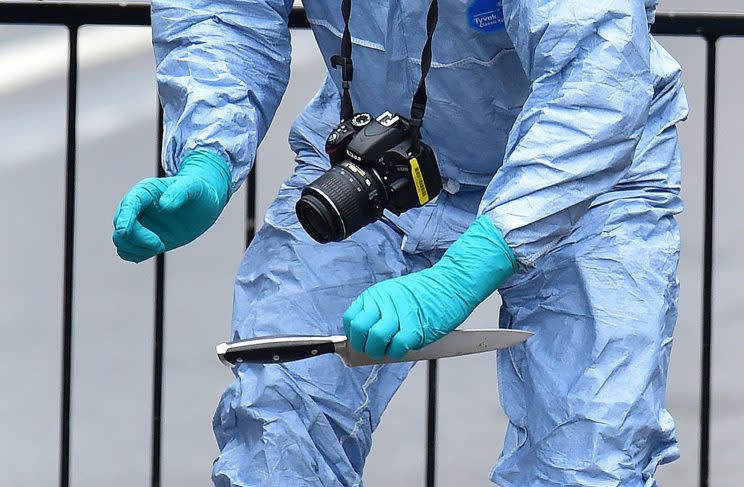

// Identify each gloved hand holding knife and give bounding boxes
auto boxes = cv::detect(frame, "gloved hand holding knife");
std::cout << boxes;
[343,215,519,359]
[218,215,528,367]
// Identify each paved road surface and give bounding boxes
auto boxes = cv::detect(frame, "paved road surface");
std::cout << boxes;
[1,2,742,485]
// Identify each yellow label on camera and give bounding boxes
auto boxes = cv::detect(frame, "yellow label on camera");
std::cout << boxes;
[409,157,429,205]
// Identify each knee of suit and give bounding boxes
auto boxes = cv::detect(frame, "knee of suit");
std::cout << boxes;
[212,362,374,485]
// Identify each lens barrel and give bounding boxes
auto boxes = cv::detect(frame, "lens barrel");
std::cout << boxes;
[296,163,383,243]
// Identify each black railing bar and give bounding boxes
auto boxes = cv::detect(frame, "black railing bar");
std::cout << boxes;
[652,12,744,36]
[699,35,717,487]
[0,2,311,28]
[426,359,437,487]
[245,159,257,247]
[59,24,78,487]
[2,3,743,34]
[0,2,150,26]
[151,107,166,487]
[288,7,311,29]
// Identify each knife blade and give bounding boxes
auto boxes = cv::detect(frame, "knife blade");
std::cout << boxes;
[216,328,532,368]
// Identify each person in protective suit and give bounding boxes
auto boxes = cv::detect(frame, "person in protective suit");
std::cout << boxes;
[112,0,688,485]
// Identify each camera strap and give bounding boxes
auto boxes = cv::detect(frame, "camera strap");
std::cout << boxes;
[330,0,354,120]
[409,0,439,152]
[331,0,440,148]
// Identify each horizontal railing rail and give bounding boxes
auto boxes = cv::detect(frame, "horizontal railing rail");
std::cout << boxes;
[653,11,744,36]
[1,3,739,32]
[1,3,743,487]
[0,1,311,27]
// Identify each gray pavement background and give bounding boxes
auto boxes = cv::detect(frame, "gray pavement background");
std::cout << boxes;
[0,1,742,485]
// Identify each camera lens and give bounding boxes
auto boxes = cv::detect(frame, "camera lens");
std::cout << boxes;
[295,193,341,243]
[296,163,383,243]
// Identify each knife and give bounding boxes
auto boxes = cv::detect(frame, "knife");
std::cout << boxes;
[216,328,532,368]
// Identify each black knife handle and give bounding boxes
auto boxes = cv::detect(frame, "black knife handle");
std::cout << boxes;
[220,337,338,365]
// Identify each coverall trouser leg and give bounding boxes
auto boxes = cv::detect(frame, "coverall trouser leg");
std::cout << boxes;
[212,164,430,487]
[492,197,680,487]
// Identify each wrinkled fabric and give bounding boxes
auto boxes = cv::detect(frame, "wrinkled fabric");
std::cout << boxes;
[152,0,294,190]
[152,0,688,485]
[494,197,681,487]
[213,162,432,487]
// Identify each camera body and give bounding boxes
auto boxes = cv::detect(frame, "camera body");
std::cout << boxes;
[296,111,443,243]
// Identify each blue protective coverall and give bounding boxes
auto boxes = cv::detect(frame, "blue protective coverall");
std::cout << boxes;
[152,0,688,485]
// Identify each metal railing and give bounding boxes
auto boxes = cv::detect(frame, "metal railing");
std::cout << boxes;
[1,3,742,487]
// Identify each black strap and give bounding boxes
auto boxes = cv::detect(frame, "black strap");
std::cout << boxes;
[331,0,354,120]
[331,0,439,137]
[410,0,439,152]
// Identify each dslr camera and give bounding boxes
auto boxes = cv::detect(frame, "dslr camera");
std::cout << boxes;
[295,111,443,243]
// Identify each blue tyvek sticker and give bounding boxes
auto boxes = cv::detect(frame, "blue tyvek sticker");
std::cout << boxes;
[467,0,505,33]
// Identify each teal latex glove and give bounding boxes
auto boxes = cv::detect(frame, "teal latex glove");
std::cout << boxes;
[343,216,518,359]
[112,150,232,263]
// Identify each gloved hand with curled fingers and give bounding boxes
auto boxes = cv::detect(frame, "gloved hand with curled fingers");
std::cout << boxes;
[343,215,519,359]
[112,150,232,263]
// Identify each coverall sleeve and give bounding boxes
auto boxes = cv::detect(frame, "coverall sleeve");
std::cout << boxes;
[152,0,294,190]
[478,0,654,266]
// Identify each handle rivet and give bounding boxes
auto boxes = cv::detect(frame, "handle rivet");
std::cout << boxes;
[311,349,318,355]
[273,355,280,361]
